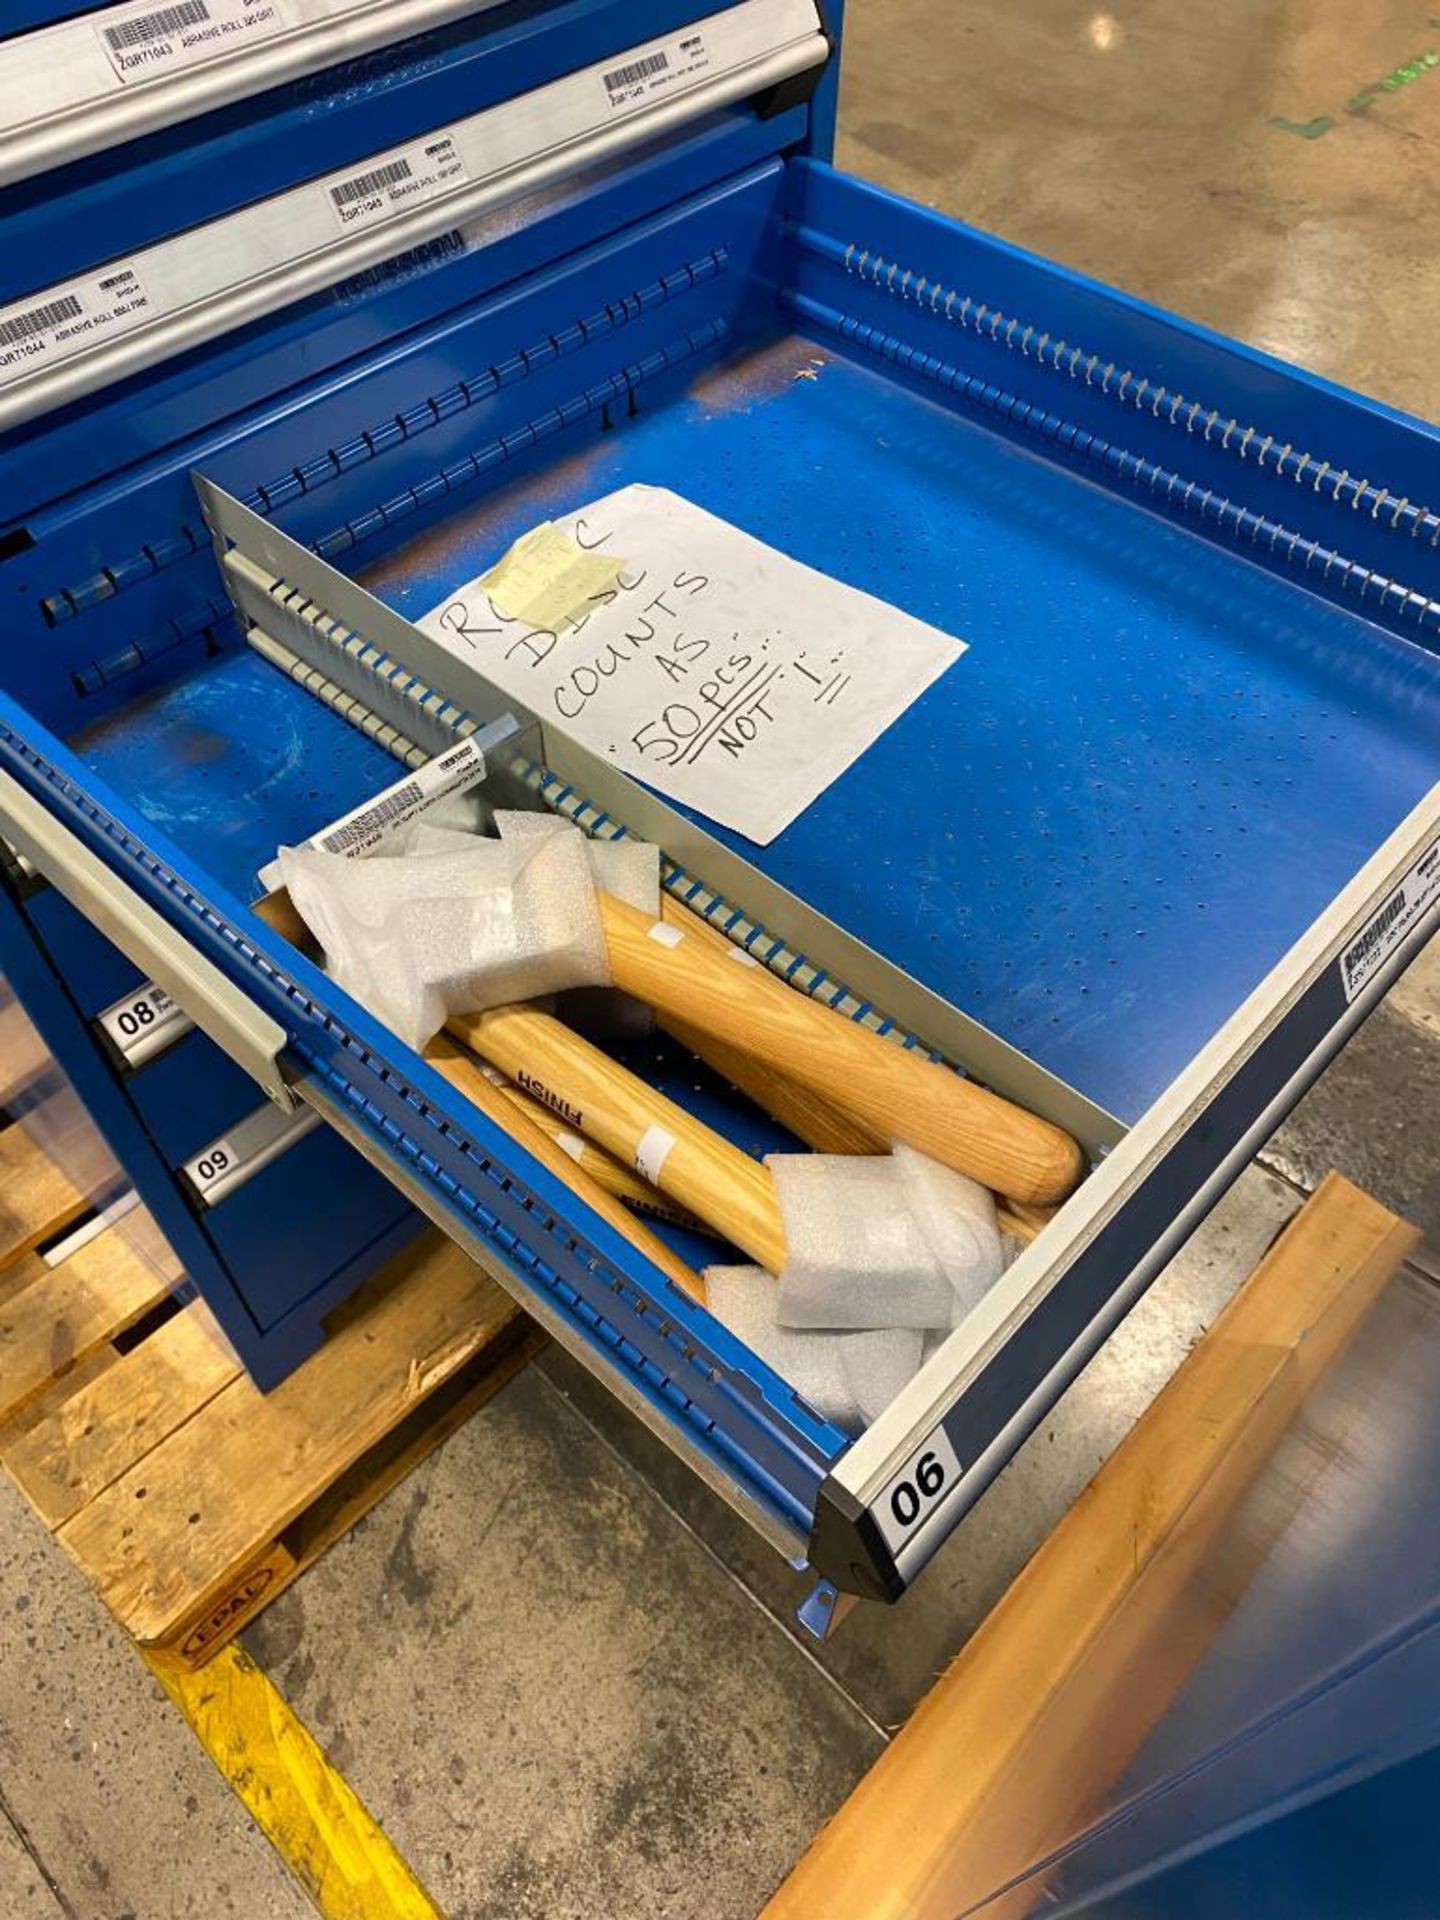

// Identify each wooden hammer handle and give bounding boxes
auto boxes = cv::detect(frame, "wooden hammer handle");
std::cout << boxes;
[425,1035,707,1302]
[446,1003,787,1273]
[482,1068,715,1237]
[659,909,1048,1241]
[599,893,1082,1208]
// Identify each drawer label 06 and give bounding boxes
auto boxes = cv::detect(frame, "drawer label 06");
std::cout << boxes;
[871,1424,964,1557]
[1341,838,1440,1003]
[324,132,468,233]
[0,264,152,387]
[95,0,289,84]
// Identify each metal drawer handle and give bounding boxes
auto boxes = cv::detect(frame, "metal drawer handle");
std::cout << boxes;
[0,764,295,1110]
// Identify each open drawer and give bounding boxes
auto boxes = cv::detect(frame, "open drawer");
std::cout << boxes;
[2,38,1438,1613]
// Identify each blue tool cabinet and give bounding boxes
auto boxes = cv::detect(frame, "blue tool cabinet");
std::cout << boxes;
[1,0,1436,1616]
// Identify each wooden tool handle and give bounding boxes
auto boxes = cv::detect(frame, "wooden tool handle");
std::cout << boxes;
[446,1004,787,1273]
[598,893,1083,1208]
[659,913,1046,1240]
[424,1036,707,1302]
[483,1068,715,1237]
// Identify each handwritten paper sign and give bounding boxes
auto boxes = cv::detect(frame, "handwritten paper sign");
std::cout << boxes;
[418,485,964,844]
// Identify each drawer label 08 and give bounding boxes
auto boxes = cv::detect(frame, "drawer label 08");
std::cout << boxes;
[871,1424,964,1557]
[97,981,192,1067]
[95,0,289,84]
[1340,838,1440,1002]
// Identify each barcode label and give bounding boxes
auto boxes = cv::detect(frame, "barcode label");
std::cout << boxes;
[103,1,210,52]
[604,50,670,92]
[96,0,287,82]
[321,780,424,853]
[0,264,152,387]
[1341,839,1440,1001]
[330,157,413,210]
[0,295,83,349]
[324,132,467,232]
[97,981,192,1066]
[256,736,489,891]
[600,30,710,111]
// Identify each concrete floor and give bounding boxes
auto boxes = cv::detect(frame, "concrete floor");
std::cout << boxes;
[3,3,1440,1915]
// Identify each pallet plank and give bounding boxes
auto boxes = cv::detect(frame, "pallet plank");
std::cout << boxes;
[764,1173,1418,1920]
[4,1301,239,1529]
[0,997,55,1114]
[60,1232,520,1649]
[160,1320,544,1669]
[0,1227,180,1422]
[0,1123,87,1272]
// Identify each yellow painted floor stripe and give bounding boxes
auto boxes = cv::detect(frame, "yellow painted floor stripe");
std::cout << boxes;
[143,1645,446,1920]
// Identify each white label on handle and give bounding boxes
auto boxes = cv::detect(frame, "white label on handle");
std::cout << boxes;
[0,263,152,385]
[634,1124,676,1185]
[324,131,468,233]
[646,922,685,949]
[186,1133,240,1198]
[257,735,487,890]
[871,1424,964,1556]
[600,29,712,111]
[1340,838,1440,1002]
[97,980,192,1066]
[96,0,289,84]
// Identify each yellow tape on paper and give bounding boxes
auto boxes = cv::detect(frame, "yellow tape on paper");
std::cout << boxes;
[480,523,622,632]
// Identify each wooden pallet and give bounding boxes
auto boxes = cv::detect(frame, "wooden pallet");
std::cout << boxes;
[0,1119,88,1276]
[0,994,56,1118]
[766,1173,1419,1920]
[0,1136,541,1670]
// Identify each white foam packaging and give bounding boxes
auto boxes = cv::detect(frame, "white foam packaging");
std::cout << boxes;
[768,1148,1004,1333]
[704,1266,925,1433]
[276,809,612,1049]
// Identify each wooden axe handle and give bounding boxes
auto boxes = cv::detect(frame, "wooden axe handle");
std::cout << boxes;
[598,893,1083,1208]
[447,1003,787,1273]
[424,1036,707,1303]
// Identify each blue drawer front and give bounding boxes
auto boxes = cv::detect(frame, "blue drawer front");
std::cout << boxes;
[200,1117,416,1330]
[125,1026,262,1165]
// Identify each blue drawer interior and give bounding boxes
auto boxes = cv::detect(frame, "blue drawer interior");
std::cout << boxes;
[352,337,1440,1124]
[48,156,1434,1134]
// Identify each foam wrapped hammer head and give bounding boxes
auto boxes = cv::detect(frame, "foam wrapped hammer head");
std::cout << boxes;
[769,1147,1007,1334]
[768,1153,958,1331]
[277,812,610,1049]
[704,1266,924,1431]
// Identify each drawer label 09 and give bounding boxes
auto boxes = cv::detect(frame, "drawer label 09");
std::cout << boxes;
[1341,838,1440,1003]
[0,265,152,387]
[95,0,289,84]
[871,1424,964,1556]
[183,1104,321,1205]
[325,132,468,233]
[97,981,192,1067]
